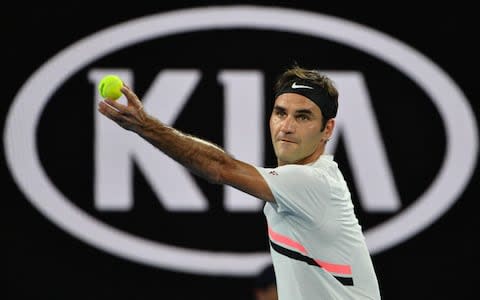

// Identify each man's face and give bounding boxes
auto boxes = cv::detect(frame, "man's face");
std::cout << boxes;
[270,93,328,166]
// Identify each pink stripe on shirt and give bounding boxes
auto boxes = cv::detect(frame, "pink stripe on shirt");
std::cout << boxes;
[268,226,352,275]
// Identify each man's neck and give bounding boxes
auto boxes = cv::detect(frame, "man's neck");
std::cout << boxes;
[277,147,324,166]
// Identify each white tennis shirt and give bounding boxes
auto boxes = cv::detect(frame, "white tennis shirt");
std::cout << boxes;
[255,155,381,300]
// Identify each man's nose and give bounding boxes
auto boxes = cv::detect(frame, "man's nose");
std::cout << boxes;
[280,116,296,133]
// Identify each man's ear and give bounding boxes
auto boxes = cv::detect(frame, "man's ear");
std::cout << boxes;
[324,118,335,138]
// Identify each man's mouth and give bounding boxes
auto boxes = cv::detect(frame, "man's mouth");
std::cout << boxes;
[279,139,296,144]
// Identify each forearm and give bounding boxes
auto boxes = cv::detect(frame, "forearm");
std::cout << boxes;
[137,114,231,183]
[98,88,273,202]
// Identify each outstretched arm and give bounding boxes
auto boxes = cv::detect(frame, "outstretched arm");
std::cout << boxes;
[98,85,274,202]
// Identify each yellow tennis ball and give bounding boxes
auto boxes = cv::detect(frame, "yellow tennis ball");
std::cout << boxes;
[98,75,123,100]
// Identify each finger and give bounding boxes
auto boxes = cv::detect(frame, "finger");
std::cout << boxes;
[104,99,127,111]
[121,86,143,109]
[98,101,123,120]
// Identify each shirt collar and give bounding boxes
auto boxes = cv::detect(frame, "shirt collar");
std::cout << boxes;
[307,154,334,167]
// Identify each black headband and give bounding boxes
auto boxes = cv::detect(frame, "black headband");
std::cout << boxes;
[275,80,338,120]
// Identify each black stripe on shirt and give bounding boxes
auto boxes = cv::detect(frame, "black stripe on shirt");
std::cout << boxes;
[269,240,354,286]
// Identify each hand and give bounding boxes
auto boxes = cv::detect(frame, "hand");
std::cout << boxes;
[98,84,148,133]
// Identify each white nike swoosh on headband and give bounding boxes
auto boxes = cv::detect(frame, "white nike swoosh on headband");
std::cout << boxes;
[291,82,314,89]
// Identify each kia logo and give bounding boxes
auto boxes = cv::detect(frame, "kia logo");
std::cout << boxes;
[4,6,478,276]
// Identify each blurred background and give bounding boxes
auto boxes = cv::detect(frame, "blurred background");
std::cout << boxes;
[4,2,478,299]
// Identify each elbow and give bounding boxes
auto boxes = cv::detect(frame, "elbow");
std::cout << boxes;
[203,169,222,185]
[208,166,228,185]
[208,157,235,185]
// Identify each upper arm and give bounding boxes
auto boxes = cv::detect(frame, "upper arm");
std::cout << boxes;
[218,158,275,202]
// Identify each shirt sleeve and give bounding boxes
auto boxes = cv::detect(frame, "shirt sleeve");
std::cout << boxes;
[255,164,330,224]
